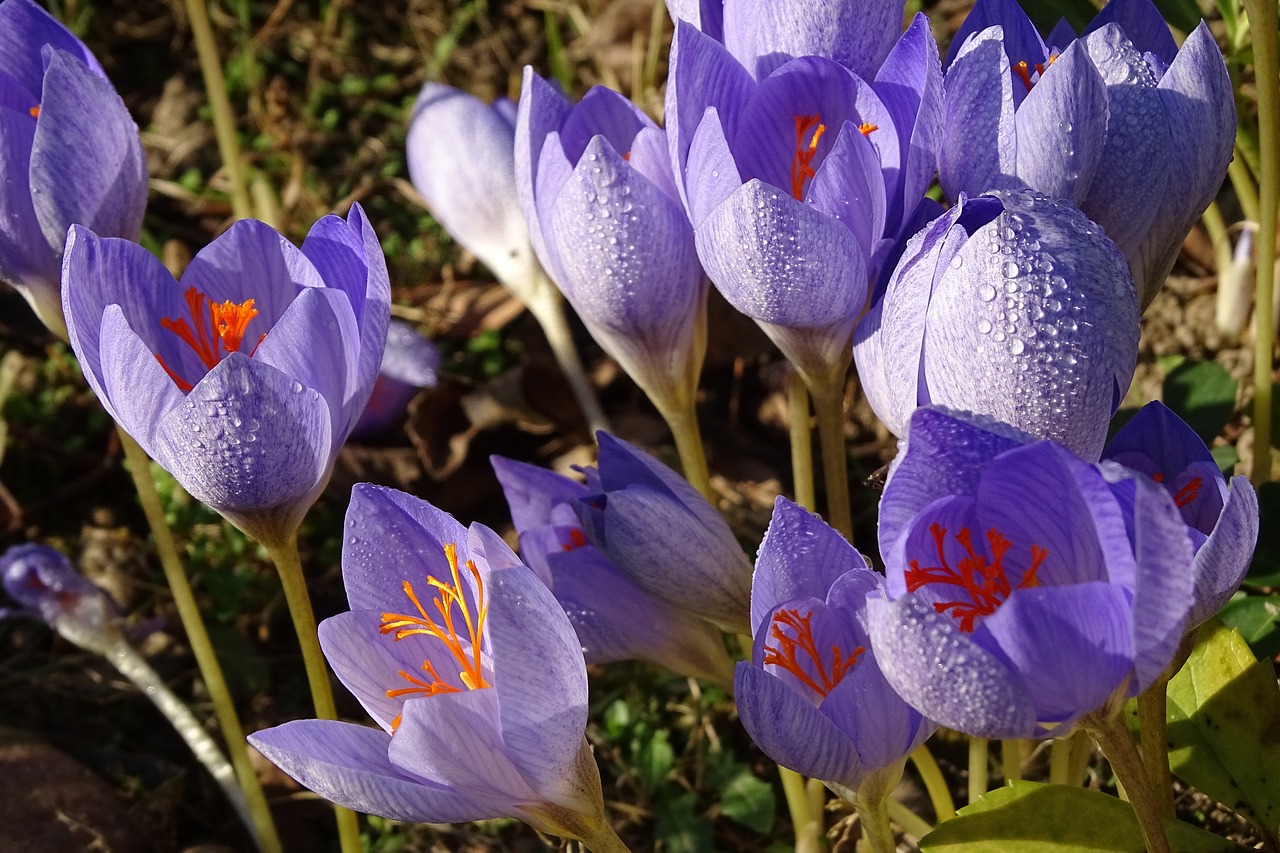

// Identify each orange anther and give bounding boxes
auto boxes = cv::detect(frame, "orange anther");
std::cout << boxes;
[858,122,878,136]
[156,286,263,389]
[28,104,40,118]
[1013,60,1034,92]
[789,114,827,200]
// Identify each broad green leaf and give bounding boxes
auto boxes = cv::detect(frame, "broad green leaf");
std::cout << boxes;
[718,768,776,833]
[919,781,1234,852]
[1248,483,1280,586]
[1217,594,1280,661]
[1162,360,1238,445]
[635,728,675,789]
[654,791,715,853]
[1166,619,1280,831]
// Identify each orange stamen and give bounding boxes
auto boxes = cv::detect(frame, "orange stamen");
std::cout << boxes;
[28,104,40,118]
[379,543,491,730]
[156,286,262,390]
[1173,477,1204,509]
[858,122,878,136]
[905,523,1048,632]
[762,607,863,700]
[1013,60,1034,92]
[789,114,827,200]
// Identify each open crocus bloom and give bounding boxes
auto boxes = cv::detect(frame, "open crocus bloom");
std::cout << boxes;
[0,0,147,336]
[666,14,940,383]
[61,207,390,547]
[735,498,934,794]
[491,454,734,686]
[250,485,611,842]
[1102,401,1259,627]
[867,407,1204,739]
[940,0,1234,308]
[854,190,1139,461]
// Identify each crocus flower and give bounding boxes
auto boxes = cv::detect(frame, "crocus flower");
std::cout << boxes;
[0,0,147,337]
[853,189,1139,461]
[666,14,941,385]
[1102,401,1259,627]
[61,206,390,548]
[940,0,1234,308]
[665,0,906,82]
[0,543,112,631]
[735,497,934,796]
[350,319,440,440]
[516,69,707,416]
[866,407,1199,738]
[249,485,621,848]
[491,454,734,685]
[567,432,753,635]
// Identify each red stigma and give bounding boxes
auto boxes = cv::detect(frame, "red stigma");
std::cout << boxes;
[155,286,265,391]
[789,114,827,200]
[562,528,588,551]
[28,104,40,118]
[905,523,1047,632]
[762,607,863,700]
[1013,61,1034,92]
[1173,477,1204,509]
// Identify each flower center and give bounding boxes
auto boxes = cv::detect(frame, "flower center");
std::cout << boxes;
[156,286,265,391]
[762,606,864,700]
[905,523,1047,632]
[1012,53,1058,92]
[379,543,491,731]
[1150,471,1204,509]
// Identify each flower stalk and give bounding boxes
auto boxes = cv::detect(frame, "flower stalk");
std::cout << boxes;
[1082,710,1172,853]
[811,376,853,542]
[788,369,816,511]
[910,743,956,822]
[117,429,282,853]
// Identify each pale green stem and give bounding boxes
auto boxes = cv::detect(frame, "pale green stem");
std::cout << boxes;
[582,821,634,853]
[1081,711,1171,853]
[788,369,817,511]
[779,767,822,853]
[656,394,713,501]
[1137,631,1197,817]
[886,798,933,840]
[524,289,610,436]
[1001,740,1024,784]
[968,737,989,803]
[184,0,253,221]
[1229,155,1262,224]
[1049,737,1073,786]
[265,534,362,853]
[856,790,896,853]
[810,378,853,542]
[1245,0,1278,485]
[910,744,955,822]
[117,431,282,853]
[1067,730,1095,788]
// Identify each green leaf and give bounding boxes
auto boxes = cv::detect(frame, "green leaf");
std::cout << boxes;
[1151,0,1207,33]
[1211,444,1241,476]
[635,728,675,789]
[718,767,776,833]
[919,780,1235,852]
[654,792,715,853]
[1017,0,1096,31]
[1217,594,1280,661]
[1162,360,1238,445]
[1248,483,1280,586]
[1166,619,1280,831]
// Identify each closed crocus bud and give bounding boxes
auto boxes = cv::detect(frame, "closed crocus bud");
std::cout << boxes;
[0,0,147,337]
[854,190,1139,461]
[868,408,1198,739]
[735,498,934,797]
[61,206,390,548]
[0,544,112,633]
[516,70,708,416]
[571,432,753,635]
[666,15,941,386]
[350,319,440,440]
[250,486,625,851]
[941,0,1235,308]
[491,455,735,687]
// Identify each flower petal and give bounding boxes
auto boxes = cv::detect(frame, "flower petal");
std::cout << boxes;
[821,648,934,771]
[1083,0,1178,69]
[96,305,185,453]
[939,27,1017,200]
[866,593,1036,738]
[30,50,146,258]
[0,0,104,91]
[0,86,52,290]
[342,483,468,613]
[515,68,573,264]
[1189,476,1258,627]
[491,455,591,531]
[944,0,1046,72]
[248,719,495,823]
[685,106,743,228]
[805,121,887,252]
[722,0,904,80]
[734,662,863,786]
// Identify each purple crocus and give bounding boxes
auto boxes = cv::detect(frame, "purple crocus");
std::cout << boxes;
[0,543,110,628]
[0,0,147,337]
[491,454,734,685]
[568,432,753,635]
[853,190,1139,461]
[249,485,622,848]
[61,207,390,547]
[515,71,707,417]
[867,407,1199,738]
[350,319,440,440]
[666,14,941,385]
[940,0,1235,307]
[735,497,934,796]
[1102,401,1259,627]
[665,0,906,82]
